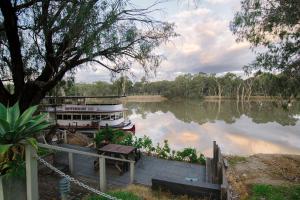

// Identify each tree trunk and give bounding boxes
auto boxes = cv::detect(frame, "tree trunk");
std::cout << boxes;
[241,86,245,102]
[217,84,222,100]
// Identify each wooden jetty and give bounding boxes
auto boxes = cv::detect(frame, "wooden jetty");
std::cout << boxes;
[48,142,229,200]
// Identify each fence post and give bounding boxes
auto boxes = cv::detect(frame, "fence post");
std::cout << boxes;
[68,152,74,174]
[130,161,135,184]
[64,130,68,144]
[25,144,39,200]
[99,156,106,191]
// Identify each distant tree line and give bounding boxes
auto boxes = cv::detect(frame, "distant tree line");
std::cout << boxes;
[50,71,300,100]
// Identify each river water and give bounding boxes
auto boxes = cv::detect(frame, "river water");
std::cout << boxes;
[125,100,300,156]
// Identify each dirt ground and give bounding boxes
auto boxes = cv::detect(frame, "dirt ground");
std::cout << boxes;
[39,172,96,200]
[67,132,92,146]
[225,154,300,200]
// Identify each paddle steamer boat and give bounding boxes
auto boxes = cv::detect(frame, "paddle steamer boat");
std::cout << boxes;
[46,103,135,132]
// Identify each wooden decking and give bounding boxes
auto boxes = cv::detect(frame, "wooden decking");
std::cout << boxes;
[54,144,206,188]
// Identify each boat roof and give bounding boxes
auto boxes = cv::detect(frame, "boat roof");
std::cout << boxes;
[45,96,126,99]
[46,103,128,113]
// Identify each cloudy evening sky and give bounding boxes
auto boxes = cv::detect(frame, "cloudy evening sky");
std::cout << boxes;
[75,0,255,83]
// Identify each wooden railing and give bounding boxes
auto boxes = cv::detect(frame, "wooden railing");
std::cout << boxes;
[205,141,230,200]
[25,143,135,200]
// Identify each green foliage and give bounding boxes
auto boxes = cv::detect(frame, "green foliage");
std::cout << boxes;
[155,140,171,159]
[0,103,50,176]
[63,71,299,100]
[86,191,141,200]
[175,148,206,165]
[117,135,155,154]
[94,126,125,146]
[117,135,205,165]
[250,184,300,200]
[231,0,300,84]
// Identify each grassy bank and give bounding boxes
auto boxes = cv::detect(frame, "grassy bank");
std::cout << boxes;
[225,154,300,200]
[84,184,204,200]
[250,184,300,200]
[121,95,167,102]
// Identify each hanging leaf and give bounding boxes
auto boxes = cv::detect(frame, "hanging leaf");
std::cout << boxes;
[0,144,12,155]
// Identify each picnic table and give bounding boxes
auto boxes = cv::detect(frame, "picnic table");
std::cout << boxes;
[94,144,140,174]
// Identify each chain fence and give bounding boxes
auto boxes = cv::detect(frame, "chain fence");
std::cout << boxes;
[37,156,121,200]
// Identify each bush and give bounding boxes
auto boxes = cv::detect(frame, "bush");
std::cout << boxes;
[175,148,206,164]
[94,126,125,147]
[86,191,141,200]
[155,140,171,159]
[116,135,206,165]
[117,135,155,154]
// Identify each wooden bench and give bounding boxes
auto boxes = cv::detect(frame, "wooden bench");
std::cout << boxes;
[94,144,140,175]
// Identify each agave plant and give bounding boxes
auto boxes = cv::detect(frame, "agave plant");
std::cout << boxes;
[0,102,50,176]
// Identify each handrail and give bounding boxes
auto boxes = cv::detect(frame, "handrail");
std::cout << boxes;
[38,143,135,163]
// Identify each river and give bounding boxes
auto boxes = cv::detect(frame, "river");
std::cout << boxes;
[124,100,300,156]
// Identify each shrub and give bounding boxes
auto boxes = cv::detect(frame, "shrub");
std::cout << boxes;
[94,126,125,147]
[86,191,141,200]
[176,148,206,164]
[0,103,50,177]
[155,140,171,159]
[116,135,206,165]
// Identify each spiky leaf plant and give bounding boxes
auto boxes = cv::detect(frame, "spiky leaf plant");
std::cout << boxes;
[0,103,50,177]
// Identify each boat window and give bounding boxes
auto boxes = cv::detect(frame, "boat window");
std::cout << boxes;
[73,115,81,120]
[57,114,62,120]
[92,115,100,120]
[101,114,110,120]
[63,115,71,120]
[115,112,123,120]
[110,114,116,120]
[82,115,90,120]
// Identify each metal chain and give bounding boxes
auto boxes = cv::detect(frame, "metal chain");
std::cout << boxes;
[36,156,121,200]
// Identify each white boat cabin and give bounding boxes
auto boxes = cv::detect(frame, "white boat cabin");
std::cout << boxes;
[47,104,131,129]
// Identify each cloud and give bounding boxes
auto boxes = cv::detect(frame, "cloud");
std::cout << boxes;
[154,5,255,80]
[75,2,255,83]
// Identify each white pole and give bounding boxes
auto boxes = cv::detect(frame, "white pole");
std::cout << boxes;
[68,152,74,174]
[99,156,106,191]
[64,130,67,144]
[25,144,39,200]
[130,161,135,184]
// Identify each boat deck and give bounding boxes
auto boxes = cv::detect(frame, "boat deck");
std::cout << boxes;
[53,144,206,188]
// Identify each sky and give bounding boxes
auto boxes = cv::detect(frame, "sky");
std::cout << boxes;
[75,0,255,83]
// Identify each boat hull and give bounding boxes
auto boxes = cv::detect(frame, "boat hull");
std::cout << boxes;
[56,123,135,133]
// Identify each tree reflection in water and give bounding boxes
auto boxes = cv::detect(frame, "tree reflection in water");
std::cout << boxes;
[124,100,300,155]
[126,100,300,126]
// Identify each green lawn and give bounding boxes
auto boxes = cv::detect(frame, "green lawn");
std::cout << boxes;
[85,191,141,200]
[250,184,300,200]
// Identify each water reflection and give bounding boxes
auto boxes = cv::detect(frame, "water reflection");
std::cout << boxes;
[125,100,300,156]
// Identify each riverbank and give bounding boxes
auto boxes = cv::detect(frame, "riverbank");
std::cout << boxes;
[124,95,298,102]
[121,95,167,102]
[225,154,300,199]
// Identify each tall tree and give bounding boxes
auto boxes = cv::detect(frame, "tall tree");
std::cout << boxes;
[0,0,175,111]
[231,0,300,75]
